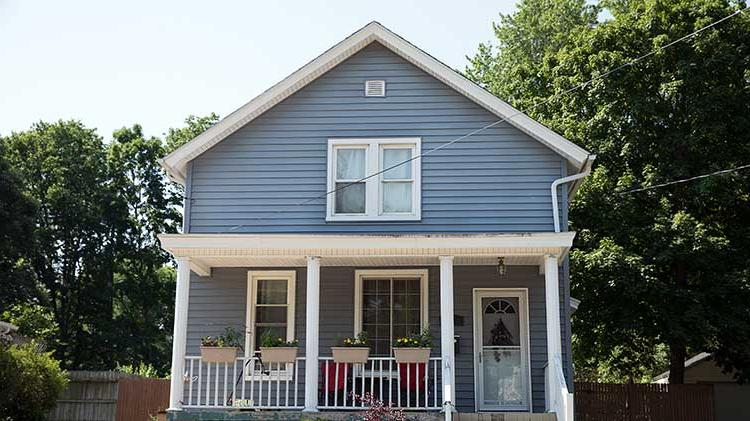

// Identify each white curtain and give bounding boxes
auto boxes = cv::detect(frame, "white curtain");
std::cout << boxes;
[383,182,412,213]
[382,148,411,179]
[336,148,365,179]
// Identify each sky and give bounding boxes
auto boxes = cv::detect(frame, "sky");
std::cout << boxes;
[0,0,518,140]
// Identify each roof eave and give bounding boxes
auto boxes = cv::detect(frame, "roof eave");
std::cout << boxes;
[161,21,591,185]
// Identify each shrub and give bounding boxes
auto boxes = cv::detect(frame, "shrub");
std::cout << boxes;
[259,330,298,348]
[0,341,68,421]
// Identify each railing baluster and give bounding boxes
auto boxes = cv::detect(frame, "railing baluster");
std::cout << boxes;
[390,359,394,407]
[334,362,339,407]
[206,362,211,406]
[242,358,247,402]
[408,364,412,407]
[232,359,237,406]
[223,362,228,406]
[379,359,384,404]
[214,362,219,406]
[276,363,281,407]
[198,361,203,406]
[294,358,299,407]
[433,359,438,408]
[344,363,349,407]
[361,362,366,407]
[258,361,263,408]
[285,362,290,407]
[266,363,273,407]
[324,359,329,407]
[370,360,375,402]
[188,358,194,406]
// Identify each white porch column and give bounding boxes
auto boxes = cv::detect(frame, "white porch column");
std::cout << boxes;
[439,256,456,416]
[304,256,321,412]
[168,257,191,412]
[544,254,564,414]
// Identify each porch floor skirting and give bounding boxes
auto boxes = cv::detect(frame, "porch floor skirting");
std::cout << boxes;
[168,410,556,421]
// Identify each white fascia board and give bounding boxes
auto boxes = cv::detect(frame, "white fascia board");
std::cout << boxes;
[158,232,576,254]
[161,22,591,185]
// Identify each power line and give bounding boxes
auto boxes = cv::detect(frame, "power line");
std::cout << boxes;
[229,5,749,229]
[618,164,750,194]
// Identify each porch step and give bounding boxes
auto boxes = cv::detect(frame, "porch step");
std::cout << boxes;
[169,411,555,421]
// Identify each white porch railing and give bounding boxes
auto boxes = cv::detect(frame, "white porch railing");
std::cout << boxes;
[545,356,574,421]
[183,356,305,409]
[182,355,443,411]
[319,356,442,410]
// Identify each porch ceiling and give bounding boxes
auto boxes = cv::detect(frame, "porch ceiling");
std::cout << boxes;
[159,232,575,277]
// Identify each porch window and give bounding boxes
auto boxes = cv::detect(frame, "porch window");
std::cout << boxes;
[354,269,429,357]
[327,138,421,221]
[245,270,296,357]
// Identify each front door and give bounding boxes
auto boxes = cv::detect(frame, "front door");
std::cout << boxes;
[473,289,531,411]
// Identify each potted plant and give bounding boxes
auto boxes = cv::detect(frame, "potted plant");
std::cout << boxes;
[331,332,370,364]
[259,331,299,363]
[200,327,242,364]
[393,328,433,364]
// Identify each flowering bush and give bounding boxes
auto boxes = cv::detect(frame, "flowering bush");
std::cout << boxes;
[259,330,299,347]
[393,328,433,348]
[351,392,406,421]
[339,331,369,347]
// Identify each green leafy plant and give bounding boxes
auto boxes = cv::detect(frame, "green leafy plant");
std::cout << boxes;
[116,362,163,378]
[201,327,243,348]
[339,331,369,347]
[393,328,433,348]
[259,330,298,348]
[0,341,68,420]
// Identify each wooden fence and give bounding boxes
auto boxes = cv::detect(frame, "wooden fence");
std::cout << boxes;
[115,377,170,421]
[48,371,125,421]
[49,371,169,421]
[575,382,715,421]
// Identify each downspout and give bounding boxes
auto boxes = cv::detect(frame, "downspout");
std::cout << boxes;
[551,155,596,232]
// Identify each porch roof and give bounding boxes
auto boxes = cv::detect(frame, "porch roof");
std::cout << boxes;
[158,232,575,277]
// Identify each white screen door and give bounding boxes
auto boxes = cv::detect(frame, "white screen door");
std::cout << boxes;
[473,289,531,411]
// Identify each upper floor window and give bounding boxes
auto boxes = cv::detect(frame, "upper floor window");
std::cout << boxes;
[326,138,421,221]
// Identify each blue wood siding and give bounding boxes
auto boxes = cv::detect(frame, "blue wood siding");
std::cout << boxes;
[185,265,551,412]
[187,42,565,234]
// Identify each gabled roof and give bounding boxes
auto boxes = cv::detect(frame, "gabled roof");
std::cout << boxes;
[161,21,592,184]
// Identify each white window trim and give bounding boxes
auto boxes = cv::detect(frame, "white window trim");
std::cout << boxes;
[353,269,430,352]
[326,138,421,222]
[245,270,296,380]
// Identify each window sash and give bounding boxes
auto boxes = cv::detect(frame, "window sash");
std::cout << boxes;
[327,138,421,221]
[354,270,428,358]
[245,271,296,360]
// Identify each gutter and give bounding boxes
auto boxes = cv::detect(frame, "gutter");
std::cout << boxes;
[551,155,596,233]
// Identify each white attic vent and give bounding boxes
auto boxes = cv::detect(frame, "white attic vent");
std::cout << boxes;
[365,80,386,97]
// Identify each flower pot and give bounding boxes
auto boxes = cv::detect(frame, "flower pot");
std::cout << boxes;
[200,346,238,364]
[393,347,431,364]
[331,347,370,364]
[260,347,299,363]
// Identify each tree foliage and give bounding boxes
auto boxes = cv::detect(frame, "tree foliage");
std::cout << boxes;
[468,0,750,383]
[1,114,216,373]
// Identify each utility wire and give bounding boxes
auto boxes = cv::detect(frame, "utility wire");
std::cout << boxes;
[229,5,749,230]
[617,164,750,194]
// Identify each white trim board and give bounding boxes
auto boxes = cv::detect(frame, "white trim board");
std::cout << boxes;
[161,21,592,184]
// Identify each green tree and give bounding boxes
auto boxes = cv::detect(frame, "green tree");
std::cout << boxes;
[468,0,750,383]
[0,142,39,308]
[3,120,119,369]
[164,113,219,153]
[107,124,181,372]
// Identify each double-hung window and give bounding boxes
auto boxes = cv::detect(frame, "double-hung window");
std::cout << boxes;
[245,270,296,377]
[327,138,421,221]
[354,269,429,357]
